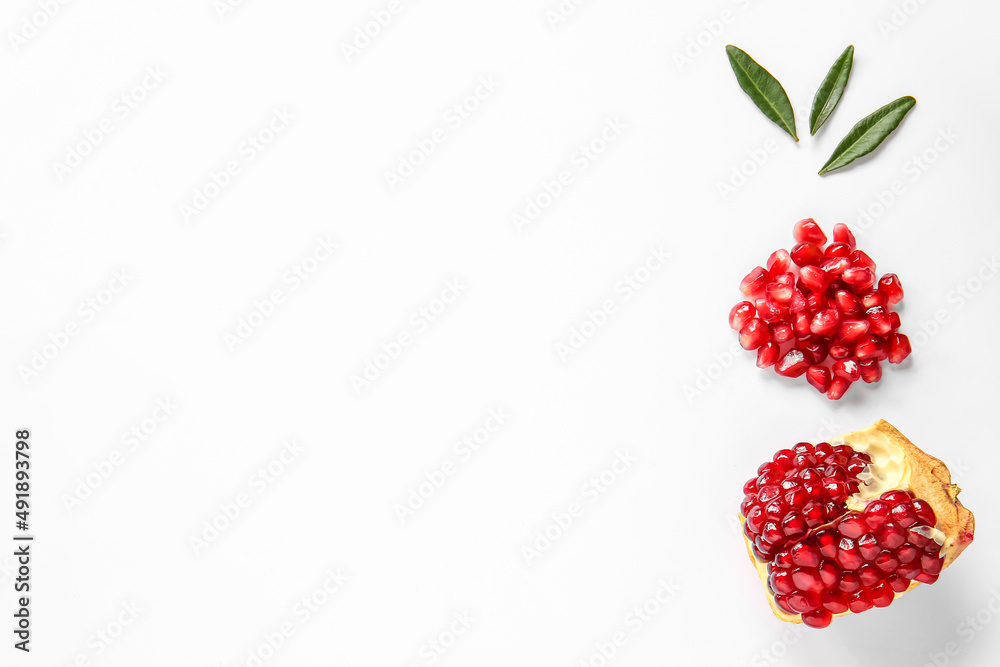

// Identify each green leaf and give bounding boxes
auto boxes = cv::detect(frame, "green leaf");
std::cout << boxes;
[809,45,854,136]
[818,96,916,175]
[725,44,798,142]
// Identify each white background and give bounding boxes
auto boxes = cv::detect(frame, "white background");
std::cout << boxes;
[2,0,999,665]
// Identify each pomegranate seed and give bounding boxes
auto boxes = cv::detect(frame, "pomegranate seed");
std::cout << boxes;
[809,309,841,337]
[815,530,838,558]
[866,306,894,335]
[921,554,944,576]
[842,267,876,292]
[806,292,827,314]
[792,312,811,337]
[769,569,795,595]
[765,284,792,305]
[827,377,851,400]
[849,590,873,613]
[775,349,810,377]
[912,499,937,526]
[769,322,794,344]
[858,533,881,561]
[855,335,888,361]
[741,266,769,296]
[836,538,863,570]
[801,608,832,628]
[877,522,907,550]
[878,273,904,305]
[788,289,808,313]
[828,342,852,360]
[833,358,861,382]
[788,590,821,613]
[824,242,852,258]
[837,571,861,593]
[887,574,910,593]
[858,563,881,586]
[790,542,821,568]
[822,590,850,614]
[755,298,788,323]
[796,336,828,364]
[799,266,832,292]
[739,318,769,350]
[870,580,895,608]
[774,594,795,614]
[880,490,912,505]
[806,366,831,393]
[836,319,869,343]
[862,291,886,309]
[859,358,882,383]
[729,301,756,330]
[792,568,825,594]
[915,572,939,585]
[794,218,828,246]
[819,256,851,276]
[863,501,890,529]
[875,551,900,573]
[888,311,901,332]
[891,502,918,528]
[887,333,911,364]
[791,242,824,267]
[833,223,856,249]
[834,290,862,316]
[849,249,876,271]
[767,249,791,274]
[838,515,866,538]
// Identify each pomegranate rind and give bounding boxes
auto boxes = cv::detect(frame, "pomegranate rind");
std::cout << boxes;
[851,420,975,567]
[740,420,975,625]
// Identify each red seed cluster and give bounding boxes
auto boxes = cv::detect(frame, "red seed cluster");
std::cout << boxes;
[741,441,871,561]
[766,489,943,628]
[730,219,911,399]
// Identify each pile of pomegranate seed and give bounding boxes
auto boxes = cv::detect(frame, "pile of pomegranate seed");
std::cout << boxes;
[730,219,911,399]
[742,442,946,628]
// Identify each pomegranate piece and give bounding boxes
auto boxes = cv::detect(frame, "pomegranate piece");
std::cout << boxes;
[740,421,975,629]
[730,221,908,399]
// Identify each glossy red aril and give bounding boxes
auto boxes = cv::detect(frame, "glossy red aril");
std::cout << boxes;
[730,301,756,330]
[775,350,810,377]
[757,342,780,368]
[794,218,828,246]
[739,318,769,351]
[833,223,856,248]
[741,267,769,297]
[887,333,912,364]
[878,273,905,305]
[732,221,908,399]
[791,243,824,267]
